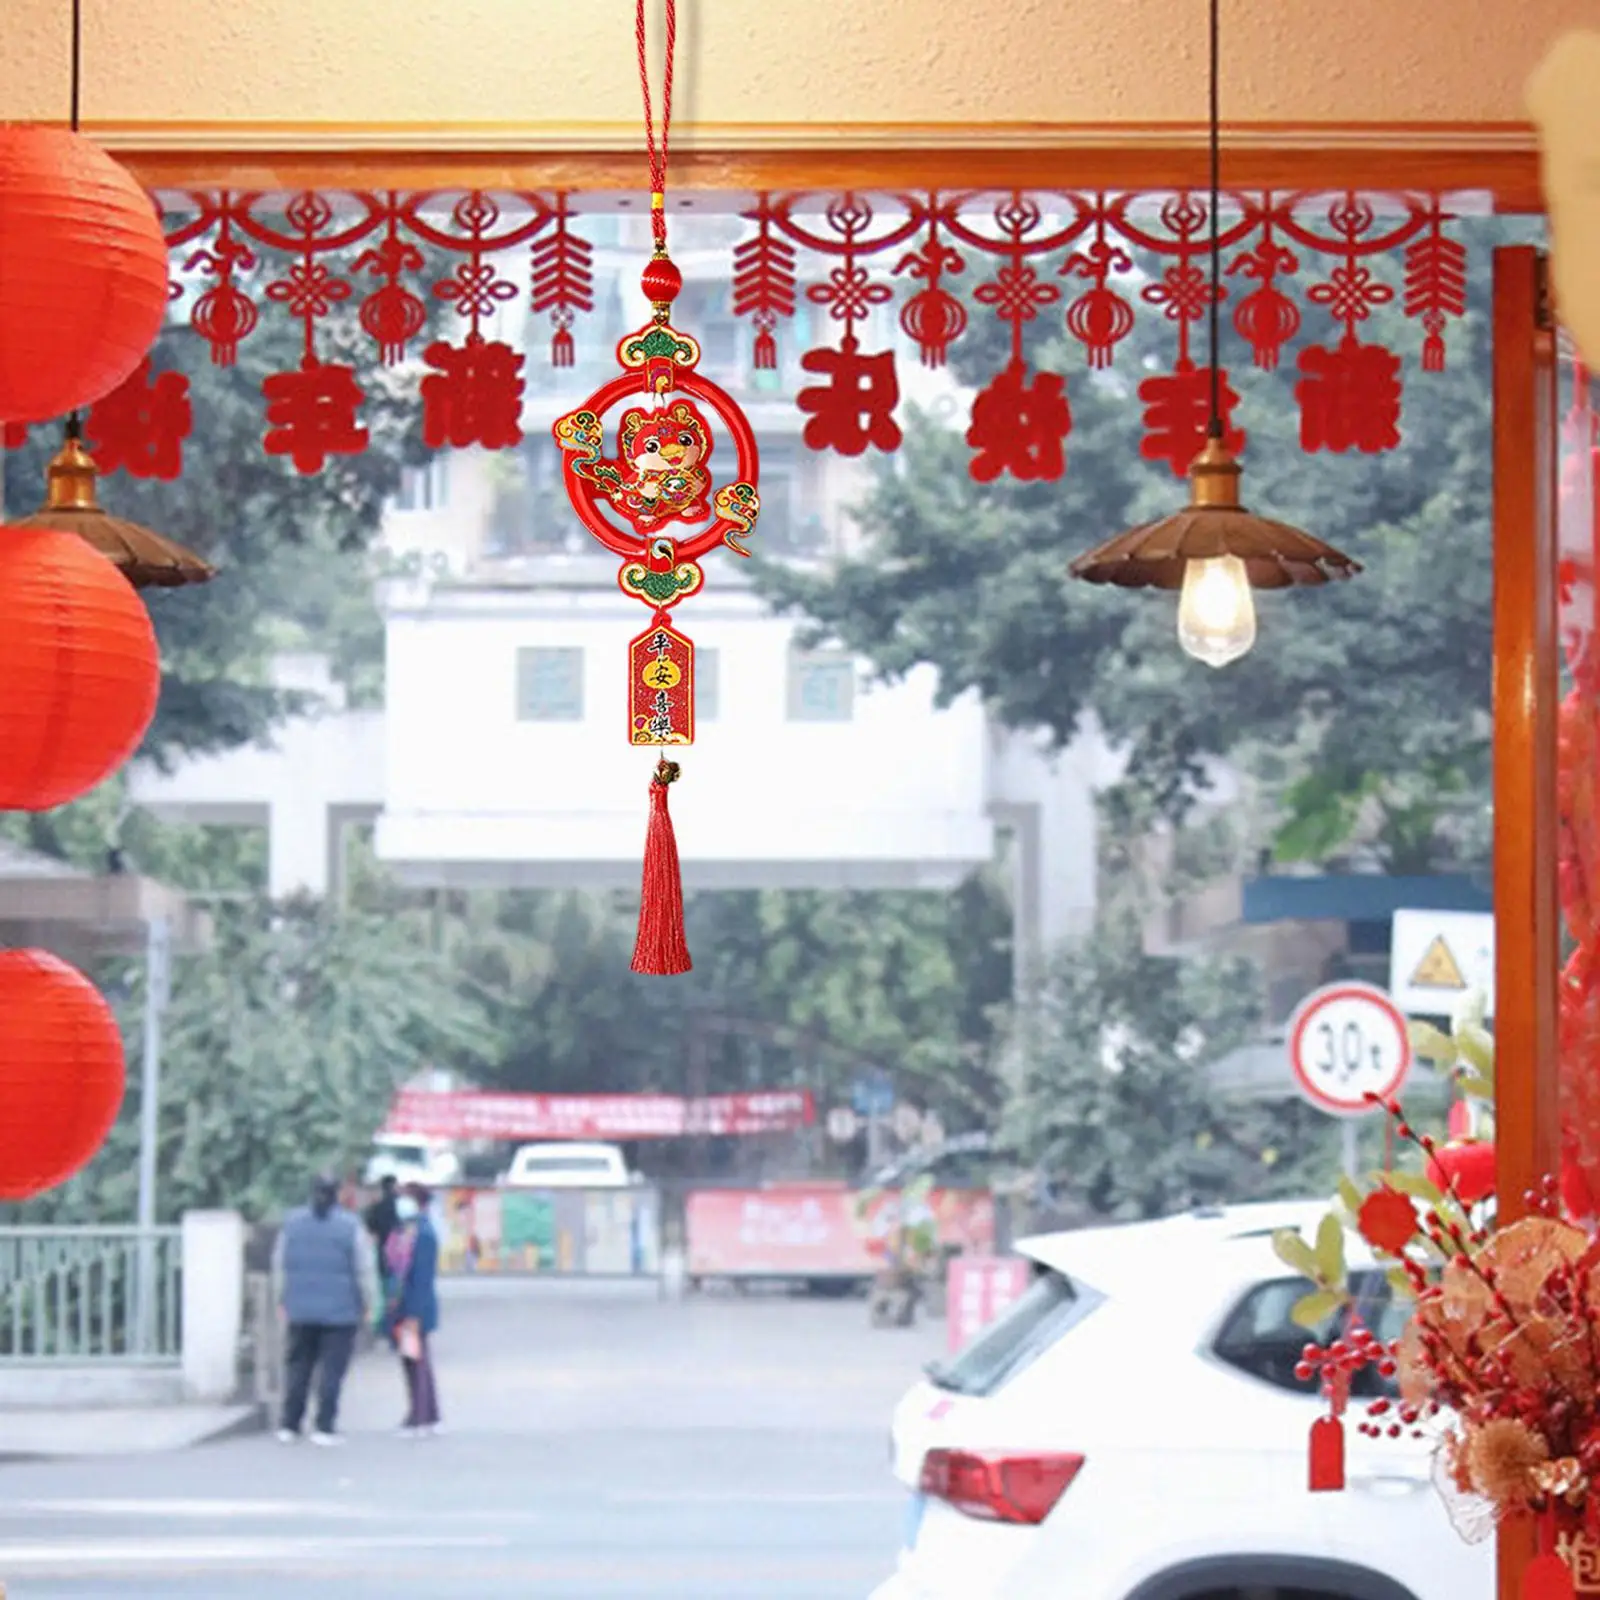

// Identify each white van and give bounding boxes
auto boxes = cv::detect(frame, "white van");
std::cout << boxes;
[363,1136,461,1189]
[501,1141,634,1189]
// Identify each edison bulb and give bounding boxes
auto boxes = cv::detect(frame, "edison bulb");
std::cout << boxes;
[1177,555,1256,668]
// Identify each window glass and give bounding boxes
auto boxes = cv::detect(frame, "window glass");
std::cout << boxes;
[1211,1270,1402,1397]
[927,1268,1103,1399]
[789,653,855,722]
[516,647,585,722]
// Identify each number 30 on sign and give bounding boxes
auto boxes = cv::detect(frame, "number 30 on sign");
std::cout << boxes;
[1286,982,1413,1117]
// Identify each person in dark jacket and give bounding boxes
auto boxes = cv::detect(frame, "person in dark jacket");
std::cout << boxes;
[390,1183,442,1436]
[363,1175,400,1332]
[275,1174,374,1445]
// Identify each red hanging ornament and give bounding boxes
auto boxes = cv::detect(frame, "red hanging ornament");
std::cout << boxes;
[0,949,126,1201]
[0,526,161,809]
[0,127,170,423]
[553,0,760,975]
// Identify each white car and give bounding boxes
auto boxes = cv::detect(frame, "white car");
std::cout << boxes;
[362,1136,461,1189]
[872,1200,1491,1600]
[501,1141,635,1189]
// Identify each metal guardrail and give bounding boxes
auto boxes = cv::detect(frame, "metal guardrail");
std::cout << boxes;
[0,1226,182,1363]
[241,1269,283,1408]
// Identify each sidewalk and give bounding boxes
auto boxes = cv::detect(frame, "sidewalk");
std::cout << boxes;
[0,1404,259,1461]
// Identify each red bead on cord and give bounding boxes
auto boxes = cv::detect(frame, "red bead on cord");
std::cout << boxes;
[641,255,683,309]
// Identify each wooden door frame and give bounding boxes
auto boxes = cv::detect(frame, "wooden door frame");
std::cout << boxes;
[1491,243,1561,1600]
[85,123,1546,209]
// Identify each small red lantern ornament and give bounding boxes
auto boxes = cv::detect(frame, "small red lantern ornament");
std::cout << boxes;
[0,949,125,1201]
[0,527,161,810]
[0,127,170,424]
[552,0,760,976]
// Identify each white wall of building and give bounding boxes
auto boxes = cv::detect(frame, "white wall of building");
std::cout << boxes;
[129,655,384,899]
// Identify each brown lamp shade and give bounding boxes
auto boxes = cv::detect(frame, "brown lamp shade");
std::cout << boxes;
[1069,438,1361,592]
[12,432,214,590]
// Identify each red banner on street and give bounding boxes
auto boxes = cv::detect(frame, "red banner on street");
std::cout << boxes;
[685,1185,996,1279]
[384,1088,815,1143]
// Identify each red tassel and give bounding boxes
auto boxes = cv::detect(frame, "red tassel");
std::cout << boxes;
[631,759,691,976]
[551,326,575,368]
[1308,1415,1344,1492]
[753,329,777,370]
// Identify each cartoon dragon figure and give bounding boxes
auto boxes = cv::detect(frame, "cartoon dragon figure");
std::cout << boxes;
[555,399,714,532]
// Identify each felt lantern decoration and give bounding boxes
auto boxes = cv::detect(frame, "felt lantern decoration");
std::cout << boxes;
[0,526,161,810]
[0,949,126,1201]
[551,0,760,975]
[0,126,170,424]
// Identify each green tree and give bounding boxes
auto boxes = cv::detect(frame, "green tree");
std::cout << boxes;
[8,897,494,1225]
[1004,905,1336,1220]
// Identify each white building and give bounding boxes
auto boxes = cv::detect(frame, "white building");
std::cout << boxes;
[131,211,1111,964]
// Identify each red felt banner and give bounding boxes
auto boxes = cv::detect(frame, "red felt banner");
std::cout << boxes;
[385,1088,815,1142]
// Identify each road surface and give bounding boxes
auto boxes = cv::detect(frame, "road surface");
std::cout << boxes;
[0,1278,939,1599]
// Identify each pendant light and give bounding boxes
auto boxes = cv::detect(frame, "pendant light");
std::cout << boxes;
[14,419,214,589]
[1068,0,1360,666]
[10,3,213,590]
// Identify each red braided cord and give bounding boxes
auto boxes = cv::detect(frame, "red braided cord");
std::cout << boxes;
[636,0,676,251]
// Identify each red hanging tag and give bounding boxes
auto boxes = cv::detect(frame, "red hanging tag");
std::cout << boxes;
[1308,1415,1345,1492]
[632,759,691,976]
[630,613,695,745]
[1525,1510,1578,1600]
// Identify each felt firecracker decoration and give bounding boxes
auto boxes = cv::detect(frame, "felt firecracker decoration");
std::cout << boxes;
[0,525,162,810]
[0,126,169,424]
[0,949,126,1201]
[553,0,760,975]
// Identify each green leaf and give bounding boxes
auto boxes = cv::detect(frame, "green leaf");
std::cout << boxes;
[1291,1288,1345,1330]
[1409,1021,1458,1066]
[1382,1169,1443,1203]
[1315,1212,1347,1288]
[1273,1227,1319,1277]
[1455,1024,1495,1080]
[1336,1175,1366,1216]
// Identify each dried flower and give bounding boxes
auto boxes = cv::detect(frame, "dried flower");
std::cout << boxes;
[1465,1418,1550,1513]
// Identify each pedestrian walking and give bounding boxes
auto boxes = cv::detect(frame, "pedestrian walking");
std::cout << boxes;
[363,1174,401,1333]
[389,1183,442,1437]
[274,1173,375,1446]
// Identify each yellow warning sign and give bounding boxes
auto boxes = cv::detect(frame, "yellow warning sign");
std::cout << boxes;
[1410,935,1466,991]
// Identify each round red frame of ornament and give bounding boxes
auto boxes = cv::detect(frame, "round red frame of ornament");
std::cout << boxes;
[558,369,761,562]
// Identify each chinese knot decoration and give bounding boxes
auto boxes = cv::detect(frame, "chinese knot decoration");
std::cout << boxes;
[551,0,760,977]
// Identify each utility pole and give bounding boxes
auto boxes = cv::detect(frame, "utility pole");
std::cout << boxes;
[135,916,171,1355]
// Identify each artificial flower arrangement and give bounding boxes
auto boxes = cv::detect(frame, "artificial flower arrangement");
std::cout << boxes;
[1273,995,1600,1600]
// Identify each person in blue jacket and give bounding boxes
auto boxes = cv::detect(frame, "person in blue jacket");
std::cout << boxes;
[389,1183,442,1436]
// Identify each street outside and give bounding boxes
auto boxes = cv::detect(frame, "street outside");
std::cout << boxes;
[0,1278,939,1600]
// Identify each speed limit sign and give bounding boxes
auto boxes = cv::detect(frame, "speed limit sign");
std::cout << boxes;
[1287,982,1412,1117]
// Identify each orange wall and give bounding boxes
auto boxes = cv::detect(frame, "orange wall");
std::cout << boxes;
[0,0,1588,143]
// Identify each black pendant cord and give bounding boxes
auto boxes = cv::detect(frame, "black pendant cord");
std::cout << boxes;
[64,0,84,440]
[1205,0,1222,441]
[69,0,81,131]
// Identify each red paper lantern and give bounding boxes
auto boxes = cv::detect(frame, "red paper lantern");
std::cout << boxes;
[0,127,170,424]
[0,527,161,809]
[0,950,125,1201]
